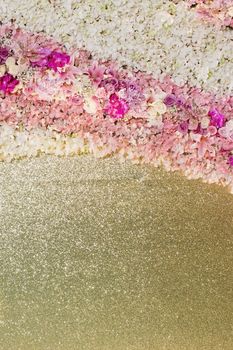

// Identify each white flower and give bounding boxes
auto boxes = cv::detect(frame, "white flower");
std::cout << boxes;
[147,114,163,128]
[146,100,166,127]
[5,57,19,76]
[156,10,174,26]
[227,6,233,17]
[200,117,210,129]
[148,100,167,115]
[83,96,98,115]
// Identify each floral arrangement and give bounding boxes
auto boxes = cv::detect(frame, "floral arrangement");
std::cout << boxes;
[189,0,233,28]
[1,1,233,97]
[1,22,233,193]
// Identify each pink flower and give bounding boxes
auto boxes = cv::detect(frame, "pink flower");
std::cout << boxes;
[124,81,145,108]
[208,108,225,128]
[0,73,19,94]
[88,63,105,85]
[100,77,119,93]
[0,47,9,64]
[105,93,129,119]
[47,51,70,71]
[164,94,177,107]
[177,121,189,134]
[163,93,185,108]
[228,155,233,167]
[31,50,70,71]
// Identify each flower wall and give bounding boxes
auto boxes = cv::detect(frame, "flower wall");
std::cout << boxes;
[0,0,233,192]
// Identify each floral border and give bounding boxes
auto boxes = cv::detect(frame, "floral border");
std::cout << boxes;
[1,23,233,192]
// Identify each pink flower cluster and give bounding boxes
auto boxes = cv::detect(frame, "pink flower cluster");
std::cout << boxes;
[1,23,233,192]
[0,73,19,94]
[209,109,225,128]
[105,93,129,119]
[31,49,70,71]
[188,0,233,28]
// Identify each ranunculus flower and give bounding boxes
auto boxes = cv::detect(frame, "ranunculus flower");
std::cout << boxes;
[163,94,177,107]
[47,51,70,71]
[105,93,129,119]
[0,47,9,64]
[31,50,70,72]
[0,73,19,94]
[208,108,225,128]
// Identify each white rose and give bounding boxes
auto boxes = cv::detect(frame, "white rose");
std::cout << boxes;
[84,96,98,115]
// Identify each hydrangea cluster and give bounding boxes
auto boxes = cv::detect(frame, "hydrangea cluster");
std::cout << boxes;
[0,23,233,193]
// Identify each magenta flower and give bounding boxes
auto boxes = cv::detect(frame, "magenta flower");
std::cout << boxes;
[164,94,177,107]
[228,156,233,167]
[105,93,129,119]
[31,50,70,72]
[0,73,19,94]
[47,51,70,72]
[0,47,9,64]
[208,108,225,128]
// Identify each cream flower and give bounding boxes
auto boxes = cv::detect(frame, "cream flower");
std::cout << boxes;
[0,65,6,77]
[148,100,167,115]
[83,96,98,115]
[146,100,167,127]
[200,117,210,129]
[147,114,163,128]
[227,6,233,17]
[5,57,19,76]
[74,75,94,96]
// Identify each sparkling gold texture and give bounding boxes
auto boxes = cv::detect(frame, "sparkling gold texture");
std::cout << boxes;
[0,156,233,350]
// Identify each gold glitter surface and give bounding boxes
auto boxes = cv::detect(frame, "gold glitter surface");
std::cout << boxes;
[0,155,233,350]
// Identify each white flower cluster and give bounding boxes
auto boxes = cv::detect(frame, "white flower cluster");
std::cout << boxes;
[0,124,87,162]
[0,0,232,96]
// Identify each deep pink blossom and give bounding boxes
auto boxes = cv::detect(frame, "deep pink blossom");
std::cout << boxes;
[228,156,233,167]
[0,73,19,94]
[31,50,70,71]
[105,93,129,119]
[208,108,225,128]
[47,51,70,71]
[0,47,9,64]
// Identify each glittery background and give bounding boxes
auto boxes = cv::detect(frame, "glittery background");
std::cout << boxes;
[0,155,233,350]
